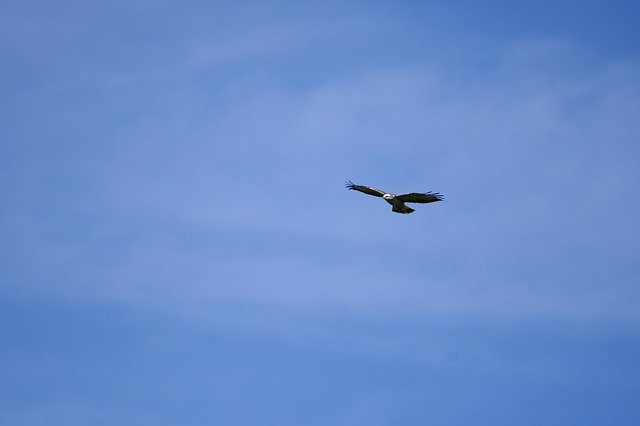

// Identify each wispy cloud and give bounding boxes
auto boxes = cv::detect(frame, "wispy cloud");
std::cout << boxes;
[3,26,640,332]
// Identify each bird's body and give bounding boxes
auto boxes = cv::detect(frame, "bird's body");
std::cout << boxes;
[345,181,443,214]
[383,194,416,214]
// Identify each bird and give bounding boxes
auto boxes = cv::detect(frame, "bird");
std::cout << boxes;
[345,181,443,214]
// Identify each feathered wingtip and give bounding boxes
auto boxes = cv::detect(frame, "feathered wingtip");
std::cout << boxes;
[345,180,356,190]
[428,191,444,201]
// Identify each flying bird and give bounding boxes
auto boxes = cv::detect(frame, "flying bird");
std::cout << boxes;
[345,181,443,214]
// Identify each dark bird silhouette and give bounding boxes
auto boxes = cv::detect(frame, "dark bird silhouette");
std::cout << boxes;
[345,181,443,214]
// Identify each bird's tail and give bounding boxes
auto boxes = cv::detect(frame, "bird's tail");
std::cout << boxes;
[392,205,415,214]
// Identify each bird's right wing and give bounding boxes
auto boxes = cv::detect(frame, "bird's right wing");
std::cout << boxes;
[395,191,444,203]
[345,181,386,197]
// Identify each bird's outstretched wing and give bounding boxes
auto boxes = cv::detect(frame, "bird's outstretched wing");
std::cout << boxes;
[345,181,386,197]
[395,192,444,203]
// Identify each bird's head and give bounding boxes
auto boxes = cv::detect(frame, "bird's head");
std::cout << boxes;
[382,193,394,200]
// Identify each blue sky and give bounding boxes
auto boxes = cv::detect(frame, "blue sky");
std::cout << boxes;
[2,1,640,424]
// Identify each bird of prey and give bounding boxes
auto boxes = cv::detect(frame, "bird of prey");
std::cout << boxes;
[345,181,443,214]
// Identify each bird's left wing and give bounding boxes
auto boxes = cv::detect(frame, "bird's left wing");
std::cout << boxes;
[395,191,444,203]
[345,181,386,197]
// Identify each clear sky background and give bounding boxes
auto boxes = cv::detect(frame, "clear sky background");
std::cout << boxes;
[2,1,640,424]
